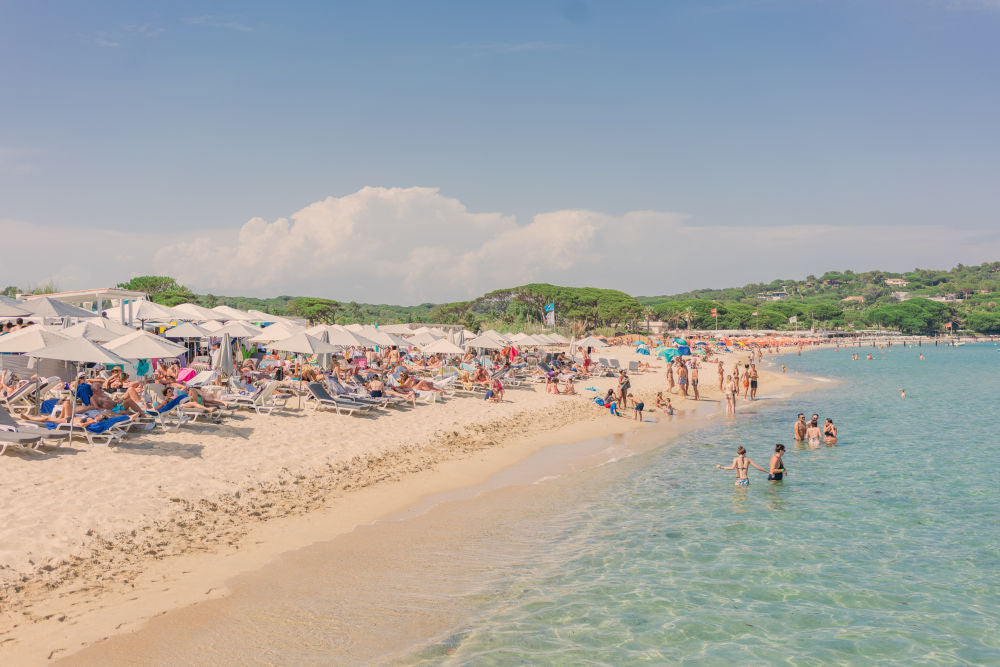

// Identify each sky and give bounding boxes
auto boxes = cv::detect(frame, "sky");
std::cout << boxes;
[2,0,999,303]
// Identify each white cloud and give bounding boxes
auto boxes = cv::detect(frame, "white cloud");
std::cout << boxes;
[5,187,1000,303]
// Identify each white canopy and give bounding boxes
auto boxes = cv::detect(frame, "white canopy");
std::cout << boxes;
[163,322,211,339]
[420,339,465,355]
[246,309,292,325]
[21,296,98,319]
[214,321,263,338]
[0,327,70,353]
[480,329,509,343]
[105,330,188,359]
[172,303,228,322]
[377,323,415,334]
[268,332,339,356]
[212,305,255,321]
[361,329,413,348]
[29,336,129,365]
[517,335,548,346]
[547,333,570,344]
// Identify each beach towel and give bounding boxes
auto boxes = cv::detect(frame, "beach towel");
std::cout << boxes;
[177,368,197,383]
[148,393,187,414]
[40,398,59,415]
[75,383,93,407]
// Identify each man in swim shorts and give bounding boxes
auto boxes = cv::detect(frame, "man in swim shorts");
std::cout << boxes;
[632,395,644,421]
[794,413,807,441]
[748,363,759,400]
[676,361,689,398]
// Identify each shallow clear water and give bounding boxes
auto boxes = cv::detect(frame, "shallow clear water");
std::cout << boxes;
[405,343,1000,665]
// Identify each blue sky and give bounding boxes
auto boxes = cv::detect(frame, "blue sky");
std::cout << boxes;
[2,1,999,302]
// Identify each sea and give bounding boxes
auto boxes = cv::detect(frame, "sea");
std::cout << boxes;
[70,342,1000,665]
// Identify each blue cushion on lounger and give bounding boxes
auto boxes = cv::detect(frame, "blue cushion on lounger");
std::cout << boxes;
[86,415,130,434]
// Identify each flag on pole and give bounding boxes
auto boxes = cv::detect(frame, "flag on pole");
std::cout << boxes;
[711,308,717,317]
[944,321,952,329]
[752,311,758,316]
[788,315,798,324]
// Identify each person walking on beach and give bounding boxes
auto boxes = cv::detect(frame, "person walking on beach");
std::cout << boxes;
[677,361,689,398]
[747,363,759,401]
[690,359,700,400]
[724,375,737,416]
[717,446,768,487]
[618,370,631,409]
[632,394,644,421]
[768,444,787,481]
[666,362,675,393]
[794,413,807,441]
[717,360,724,391]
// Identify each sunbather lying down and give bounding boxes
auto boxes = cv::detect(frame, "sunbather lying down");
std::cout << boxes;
[23,399,130,427]
[398,372,444,393]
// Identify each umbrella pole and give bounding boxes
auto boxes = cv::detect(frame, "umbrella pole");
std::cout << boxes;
[68,362,78,443]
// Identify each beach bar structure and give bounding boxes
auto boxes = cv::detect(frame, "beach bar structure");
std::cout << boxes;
[19,288,149,326]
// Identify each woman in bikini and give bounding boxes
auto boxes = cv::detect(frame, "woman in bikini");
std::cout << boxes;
[717,445,767,487]
[768,443,787,481]
[723,374,737,416]
[805,418,823,448]
[717,360,724,391]
[823,418,838,445]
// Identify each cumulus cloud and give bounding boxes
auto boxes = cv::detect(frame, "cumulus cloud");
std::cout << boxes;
[5,187,1000,303]
[152,186,1000,303]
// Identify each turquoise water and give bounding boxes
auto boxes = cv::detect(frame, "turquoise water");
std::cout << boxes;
[406,343,1000,665]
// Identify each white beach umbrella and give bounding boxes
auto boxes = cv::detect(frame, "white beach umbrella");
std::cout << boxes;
[420,338,465,356]
[213,332,236,377]
[303,323,329,336]
[461,329,477,339]
[60,321,121,343]
[102,300,176,323]
[548,333,570,344]
[576,336,609,348]
[0,302,32,318]
[0,326,70,353]
[246,309,293,325]
[212,305,255,321]
[163,322,210,339]
[465,334,505,350]
[362,329,413,348]
[85,318,137,336]
[378,323,413,334]
[408,331,444,346]
[250,321,304,344]
[517,335,546,347]
[343,323,365,332]
[568,336,577,357]
[480,329,509,343]
[214,320,264,338]
[173,303,228,322]
[316,328,333,372]
[325,326,378,348]
[21,296,97,320]
[201,320,225,333]
[105,330,188,360]
[30,338,130,441]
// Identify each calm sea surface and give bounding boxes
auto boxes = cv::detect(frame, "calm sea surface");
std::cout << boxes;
[401,343,1000,665]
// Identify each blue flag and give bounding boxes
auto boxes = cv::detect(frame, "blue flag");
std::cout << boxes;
[545,302,555,312]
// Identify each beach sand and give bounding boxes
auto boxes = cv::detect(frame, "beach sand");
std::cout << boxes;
[0,346,808,663]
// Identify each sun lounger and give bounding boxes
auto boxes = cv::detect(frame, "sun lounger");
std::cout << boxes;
[0,405,71,449]
[46,414,134,446]
[0,428,43,455]
[306,382,376,416]
[228,381,283,415]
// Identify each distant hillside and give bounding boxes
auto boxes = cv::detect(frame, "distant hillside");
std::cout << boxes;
[34,261,992,335]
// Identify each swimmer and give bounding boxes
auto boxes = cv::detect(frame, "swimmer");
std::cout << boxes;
[768,443,787,481]
[717,445,767,487]
[899,388,905,399]
[793,413,807,441]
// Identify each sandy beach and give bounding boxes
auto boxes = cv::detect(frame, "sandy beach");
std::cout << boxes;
[0,346,810,663]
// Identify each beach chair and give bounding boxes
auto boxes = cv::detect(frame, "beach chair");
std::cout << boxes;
[230,381,283,415]
[48,414,133,446]
[306,382,375,416]
[0,425,43,455]
[609,358,621,370]
[628,361,640,372]
[0,405,71,450]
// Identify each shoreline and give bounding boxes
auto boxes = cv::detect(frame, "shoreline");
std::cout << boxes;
[0,348,816,663]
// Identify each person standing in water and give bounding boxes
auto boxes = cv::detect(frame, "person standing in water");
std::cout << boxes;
[823,418,838,444]
[768,444,787,481]
[717,360,724,391]
[805,418,823,447]
[724,374,737,416]
[748,363,759,400]
[717,445,768,487]
[794,413,807,441]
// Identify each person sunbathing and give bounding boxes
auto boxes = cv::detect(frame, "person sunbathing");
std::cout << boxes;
[184,386,230,412]
[87,378,117,410]
[23,400,114,427]
[637,360,651,373]
[471,365,490,384]
[383,380,417,407]
[0,373,32,398]
[104,368,125,391]
[399,371,444,393]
